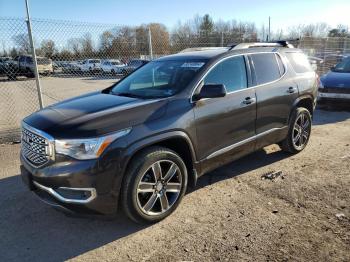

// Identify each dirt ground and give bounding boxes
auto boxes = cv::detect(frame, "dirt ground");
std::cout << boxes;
[0,108,349,262]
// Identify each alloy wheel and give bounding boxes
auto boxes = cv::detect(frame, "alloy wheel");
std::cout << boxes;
[136,160,182,216]
[292,112,311,150]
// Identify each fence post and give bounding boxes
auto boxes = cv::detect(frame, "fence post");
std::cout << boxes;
[148,27,153,60]
[25,0,44,109]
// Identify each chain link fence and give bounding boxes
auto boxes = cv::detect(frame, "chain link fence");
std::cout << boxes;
[0,17,349,142]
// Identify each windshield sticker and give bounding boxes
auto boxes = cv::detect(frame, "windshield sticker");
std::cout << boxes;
[181,62,205,68]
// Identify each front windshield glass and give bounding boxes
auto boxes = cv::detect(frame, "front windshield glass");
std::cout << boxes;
[332,58,350,73]
[111,60,206,98]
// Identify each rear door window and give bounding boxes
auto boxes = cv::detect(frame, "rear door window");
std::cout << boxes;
[285,52,313,73]
[251,53,281,85]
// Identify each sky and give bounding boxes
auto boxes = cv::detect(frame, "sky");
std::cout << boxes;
[1,0,350,31]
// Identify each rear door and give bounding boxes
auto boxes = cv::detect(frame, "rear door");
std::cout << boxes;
[250,52,298,135]
[193,55,257,170]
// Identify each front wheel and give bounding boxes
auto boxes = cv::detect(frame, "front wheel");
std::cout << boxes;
[121,147,188,224]
[279,107,312,153]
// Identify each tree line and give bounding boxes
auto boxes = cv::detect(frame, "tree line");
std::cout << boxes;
[3,14,350,60]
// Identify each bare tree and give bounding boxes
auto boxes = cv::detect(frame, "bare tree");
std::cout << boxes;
[39,39,56,58]
[12,34,31,54]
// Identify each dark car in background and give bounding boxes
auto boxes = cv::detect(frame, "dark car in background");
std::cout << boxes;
[319,57,350,105]
[121,59,148,75]
[20,42,317,224]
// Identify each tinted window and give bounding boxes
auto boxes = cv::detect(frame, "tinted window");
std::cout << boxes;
[285,52,313,73]
[251,53,281,85]
[204,56,247,92]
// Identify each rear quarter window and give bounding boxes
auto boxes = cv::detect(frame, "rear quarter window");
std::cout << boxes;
[285,52,313,73]
[251,53,281,85]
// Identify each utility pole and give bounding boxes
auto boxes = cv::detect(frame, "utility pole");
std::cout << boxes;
[148,27,153,60]
[267,16,271,42]
[221,31,224,47]
[25,0,43,109]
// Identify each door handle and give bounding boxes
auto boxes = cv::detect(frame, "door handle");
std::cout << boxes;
[242,97,256,105]
[287,87,297,94]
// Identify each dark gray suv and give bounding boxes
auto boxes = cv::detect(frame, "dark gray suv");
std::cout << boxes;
[20,42,318,223]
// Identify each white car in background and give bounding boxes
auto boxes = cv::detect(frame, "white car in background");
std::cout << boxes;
[101,59,125,74]
[79,59,101,73]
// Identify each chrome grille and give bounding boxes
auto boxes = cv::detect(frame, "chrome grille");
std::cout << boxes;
[21,125,52,167]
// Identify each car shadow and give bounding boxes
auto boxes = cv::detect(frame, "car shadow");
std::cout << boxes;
[191,147,289,192]
[0,174,147,261]
[0,146,290,261]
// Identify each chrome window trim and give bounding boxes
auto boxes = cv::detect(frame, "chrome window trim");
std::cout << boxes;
[33,181,97,204]
[190,51,288,103]
[205,126,287,160]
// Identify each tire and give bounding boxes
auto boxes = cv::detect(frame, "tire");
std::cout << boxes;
[111,69,115,75]
[121,69,127,76]
[279,107,312,154]
[121,146,188,224]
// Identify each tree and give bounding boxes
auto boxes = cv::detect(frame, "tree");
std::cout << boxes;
[10,47,18,58]
[200,14,214,34]
[149,23,170,55]
[80,33,94,57]
[40,39,56,58]
[68,38,82,58]
[12,33,31,54]
[328,24,350,37]
[100,31,114,53]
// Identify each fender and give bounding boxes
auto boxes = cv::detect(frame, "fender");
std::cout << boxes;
[120,130,198,176]
[288,94,314,124]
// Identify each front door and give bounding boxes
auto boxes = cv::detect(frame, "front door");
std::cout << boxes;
[193,55,257,172]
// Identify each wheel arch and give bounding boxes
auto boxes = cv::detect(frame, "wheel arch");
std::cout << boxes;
[289,95,314,124]
[122,131,199,188]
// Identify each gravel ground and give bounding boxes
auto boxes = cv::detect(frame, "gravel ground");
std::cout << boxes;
[0,108,349,262]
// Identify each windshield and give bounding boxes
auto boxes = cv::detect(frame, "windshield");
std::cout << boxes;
[111,60,206,98]
[332,58,350,73]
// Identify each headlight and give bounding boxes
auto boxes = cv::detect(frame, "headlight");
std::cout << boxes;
[55,128,131,160]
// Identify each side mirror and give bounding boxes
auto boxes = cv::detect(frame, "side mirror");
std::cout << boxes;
[193,84,227,101]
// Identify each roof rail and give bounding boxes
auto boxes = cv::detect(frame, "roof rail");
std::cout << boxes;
[179,47,228,53]
[229,41,294,50]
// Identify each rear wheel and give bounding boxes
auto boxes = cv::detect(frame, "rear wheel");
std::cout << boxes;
[279,107,312,153]
[121,147,188,224]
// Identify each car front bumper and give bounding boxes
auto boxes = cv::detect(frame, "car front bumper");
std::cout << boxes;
[20,153,120,215]
[318,92,350,100]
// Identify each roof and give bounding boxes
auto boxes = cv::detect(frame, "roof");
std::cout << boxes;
[156,46,301,62]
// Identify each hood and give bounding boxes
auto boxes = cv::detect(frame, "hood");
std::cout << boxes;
[24,91,168,139]
[321,71,350,88]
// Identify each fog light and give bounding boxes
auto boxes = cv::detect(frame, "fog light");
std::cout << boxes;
[55,188,92,200]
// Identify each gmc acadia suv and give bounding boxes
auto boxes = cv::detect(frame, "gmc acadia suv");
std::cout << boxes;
[20,42,317,224]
